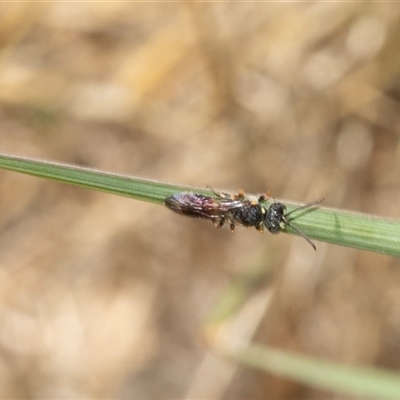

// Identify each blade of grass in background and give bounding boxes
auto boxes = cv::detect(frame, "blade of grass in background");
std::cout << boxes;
[224,343,400,398]
[0,153,399,256]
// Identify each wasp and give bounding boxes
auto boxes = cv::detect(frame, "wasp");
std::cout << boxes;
[165,188,323,250]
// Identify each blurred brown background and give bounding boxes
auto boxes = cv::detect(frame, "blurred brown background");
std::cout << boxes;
[0,2,399,399]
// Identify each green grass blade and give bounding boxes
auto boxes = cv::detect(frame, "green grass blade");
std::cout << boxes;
[228,343,400,398]
[276,201,400,256]
[0,153,399,256]
[0,153,207,205]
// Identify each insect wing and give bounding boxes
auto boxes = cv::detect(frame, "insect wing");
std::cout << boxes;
[165,193,242,220]
[165,193,204,216]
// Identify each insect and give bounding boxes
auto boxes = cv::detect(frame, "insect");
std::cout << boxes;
[165,188,323,250]
[165,188,268,232]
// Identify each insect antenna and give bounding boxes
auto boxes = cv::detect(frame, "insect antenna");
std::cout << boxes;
[282,198,324,251]
[280,218,316,251]
[284,198,324,218]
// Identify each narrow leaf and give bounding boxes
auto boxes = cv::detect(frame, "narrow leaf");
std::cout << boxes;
[230,343,400,398]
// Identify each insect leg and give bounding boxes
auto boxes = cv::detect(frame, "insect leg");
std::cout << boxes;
[207,185,231,200]
[255,225,264,233]
[258,191,271,203]
[212,216,225,229]
[233,189,246,200]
